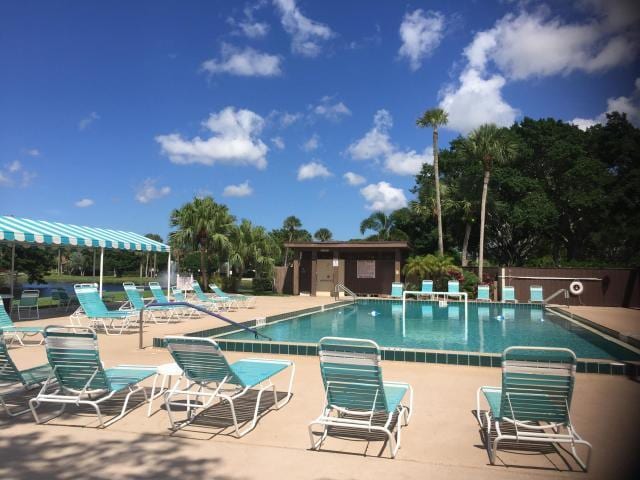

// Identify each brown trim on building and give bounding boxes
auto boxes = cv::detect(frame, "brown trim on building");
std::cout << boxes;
[284,241,410,250]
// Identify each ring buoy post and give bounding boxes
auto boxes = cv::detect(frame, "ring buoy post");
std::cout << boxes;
[569,280,584,296]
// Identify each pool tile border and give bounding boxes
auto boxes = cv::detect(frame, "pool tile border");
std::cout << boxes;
[152,299,639,377]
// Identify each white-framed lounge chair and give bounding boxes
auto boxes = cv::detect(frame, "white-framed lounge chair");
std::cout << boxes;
[390,282,404,298]
[72,284,138,335]
[530,285,544,304]
[419,280,433,300]
[502,285,517,303]
[17,289,40,320]
[0,336,52,415]
[209,283,256,308]
[448,280,460,294]
[1,303,44,346]
[477,284,491,302]
[123,282,177,323]
[476,347,592,470]
[29,326,156,427]
[308,337,413,458]
[163,336,295,437]
[149,282,191,319]
[170,287,204,315]
[191,281,231,310]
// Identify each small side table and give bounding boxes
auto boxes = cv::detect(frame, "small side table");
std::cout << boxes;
[147,362,184,416]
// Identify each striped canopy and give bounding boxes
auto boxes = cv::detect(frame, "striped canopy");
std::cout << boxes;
[0,215,170,252]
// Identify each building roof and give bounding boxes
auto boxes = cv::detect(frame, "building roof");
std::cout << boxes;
[284,241,410,250]
[0,215,170,252]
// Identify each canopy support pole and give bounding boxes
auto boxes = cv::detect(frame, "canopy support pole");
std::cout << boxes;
[99,247,104,298]
[167,252,172,300]
[10,242,15,299]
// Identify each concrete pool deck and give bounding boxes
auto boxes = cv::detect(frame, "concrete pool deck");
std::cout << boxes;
[557,306,640,348]
[3,297,640,479]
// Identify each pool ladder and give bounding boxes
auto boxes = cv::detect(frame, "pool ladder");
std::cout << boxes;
[334,283,357,302]
[544,288,570,306]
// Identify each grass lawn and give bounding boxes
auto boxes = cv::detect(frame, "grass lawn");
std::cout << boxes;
[44,274,157,285]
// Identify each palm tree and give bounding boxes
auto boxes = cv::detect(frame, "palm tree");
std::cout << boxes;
[169,196,235,287]
[417,108,448,256]
[403,254,460,291]
[461,124,518,279]
[314,228,333,242]
[229,219,279,280]
[282,215,302,267]
[359,212,407,240]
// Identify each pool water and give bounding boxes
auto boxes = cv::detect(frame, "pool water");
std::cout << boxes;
[222,300,639,361]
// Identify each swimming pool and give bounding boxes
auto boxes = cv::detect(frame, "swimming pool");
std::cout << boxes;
[221,299,639,362]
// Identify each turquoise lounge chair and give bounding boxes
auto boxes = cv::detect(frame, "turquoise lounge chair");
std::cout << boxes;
[209,283,255,308]
[0,336,52,415]
[419,280,434,300]
[73,284,138,335]
[390,282,404,298]
[29,326,156,427]
[149,282,190,319]
[477,284,491,302]
[476,347,592,470]
[502,285,517,303]
[448,280,460,294]
[163,336,295,437]
[16,289,40,320]
[530,285,544,303]
[123,282,177,323]
[191,281,231,310]
[308,337,413,458]
[0,303,43,346]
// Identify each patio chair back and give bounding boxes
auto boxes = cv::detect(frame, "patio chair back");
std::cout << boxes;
[421,280,433,294]
[171,287,187,302]
[502,285,516,302]
[318,337,388,413]
[74,284,111,317]
[390,282,403,297]
[447,280,460,294]
[0,336,22,385]
[149,282,169,303]
[499,347,576,424]
[209,284,227,296]
[43,326,110,391]
[477,284,490,301]
[0,303,15,330]
[530,285,544,303]
[165,336,242,386]
[191,281,209,301]
[20,290,39,307]
[123,282,147,310]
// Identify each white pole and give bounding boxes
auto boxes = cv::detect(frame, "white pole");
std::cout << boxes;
[10,242,15,299]
[99,247,104,298]
[167,251,171,300]
[501,267,505,301]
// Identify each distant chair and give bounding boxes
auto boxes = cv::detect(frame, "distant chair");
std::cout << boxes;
[390,282,404,298]
[122,282,178,323]
[51,287,75,312]
[191,281,231,310]
[17,290,39,320]
[209,283,256,309]
[447,280,460,294]
[529,285,544,303]
[476,347,592,470]
[502,285,517,303]
[477,284,491,302]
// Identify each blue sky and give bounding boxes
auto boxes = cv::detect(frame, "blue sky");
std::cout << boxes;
[1,0,638,241]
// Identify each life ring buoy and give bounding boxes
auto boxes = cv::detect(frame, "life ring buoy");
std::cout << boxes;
[569,280,584,296]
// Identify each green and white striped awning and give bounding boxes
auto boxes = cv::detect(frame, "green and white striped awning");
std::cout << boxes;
[0,215,170,252]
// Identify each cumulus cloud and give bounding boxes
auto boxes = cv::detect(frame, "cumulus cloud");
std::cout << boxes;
[75,198,94,208]
[201,44,281,77]
[297,161,332,180]
[343,171,366,186]
[156,107,269,169]
[302,133,320,151]
[223,180,253,197]
[360,182,408,212]
[78,112,100,131]
[0,160,36,188]
[398,9,445,70]
[347,109,432,175]
[135,178,171,204]
[25,148,40,157]
[227,4,270,38]
[273,0,335,57]
[571,76,640,129]
[7,160,21,173]
[271,136,285,149]
[312,96,351,120]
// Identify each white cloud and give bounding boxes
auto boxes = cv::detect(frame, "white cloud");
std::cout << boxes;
[26,148,40,157]
[201,44,281,77]
[0,172,10,186]
[439,68,519,134]
[156,107,269,169]
[7,160,21,173]
[75,198,94,208]
[0,160,36,187]
[302,133,320,151]
[343,171,366,186]
[228,2,270,38]
[273,0,335,57]
[312,96,352,120]
[268,110,303,128]
[78,112,100,131]
[19,171,36,187]
[271,136,285,149]
[135,179,171,204]
[347,109,432,175]
[297,161,332,180]
[571,76,640,129]
[360,182,407,212]
[223,180,253,197]
[398,9,445,71]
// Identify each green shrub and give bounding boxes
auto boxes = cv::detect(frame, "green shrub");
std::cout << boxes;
[252,277,273,292]
[220,276,240,293]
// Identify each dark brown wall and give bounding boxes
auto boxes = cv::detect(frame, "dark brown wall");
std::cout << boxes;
[343,251,397,295]
[299,252,312,293]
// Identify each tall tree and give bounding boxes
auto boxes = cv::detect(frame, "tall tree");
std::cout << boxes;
[360,212,408,240]
[229,219,279,279]
[461,124,518,279]
[282,215,302,267]
[417,108,448,255]
[169,196,235,287]
[314,228,333,242]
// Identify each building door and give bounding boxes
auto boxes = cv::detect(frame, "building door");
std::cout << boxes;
[316,259,345,296]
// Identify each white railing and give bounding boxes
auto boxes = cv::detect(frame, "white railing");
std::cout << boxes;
[334,283,357,302]
[401,290,468,340]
